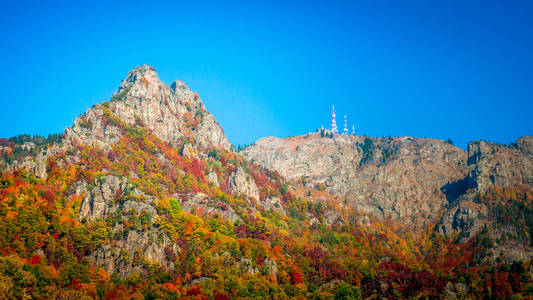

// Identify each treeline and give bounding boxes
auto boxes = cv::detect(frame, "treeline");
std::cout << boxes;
[1,133,63,163]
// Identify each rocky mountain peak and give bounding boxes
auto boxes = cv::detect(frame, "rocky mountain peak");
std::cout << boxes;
[170,80,188,91]
[116,64,162,97]
[67,65,231,151]
[120,64,157,85]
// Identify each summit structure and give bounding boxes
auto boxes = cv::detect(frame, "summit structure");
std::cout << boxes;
[329,105,352,135]
[344,113,348,134]
[331,105,338,134]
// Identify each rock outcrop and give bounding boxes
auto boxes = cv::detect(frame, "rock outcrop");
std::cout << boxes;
[66,65,231,152]
[4,151,49,179]
[90,228,180,279]
[229,166,260,201]
[436,193,488,238]
[179,192,242,223]
[436,137,533,262]
[467,137,533,192]
[242,133,467,227]
[75,175,180,277]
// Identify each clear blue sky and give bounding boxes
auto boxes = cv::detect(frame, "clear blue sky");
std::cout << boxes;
[1,0,532,149]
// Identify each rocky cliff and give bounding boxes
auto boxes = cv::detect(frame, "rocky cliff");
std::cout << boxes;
[242,133,467,228]
[438,136,533,236]
[467,136,533,192]
[66,65,231,153]
[436,137,533,262]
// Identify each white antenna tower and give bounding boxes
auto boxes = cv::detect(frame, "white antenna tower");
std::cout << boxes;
[331,105,338,134]
[344,113,348,134]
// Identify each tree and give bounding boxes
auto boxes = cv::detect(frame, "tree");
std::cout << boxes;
[333,281,361,300]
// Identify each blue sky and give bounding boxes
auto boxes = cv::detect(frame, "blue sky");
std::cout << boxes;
[1,0,532,149]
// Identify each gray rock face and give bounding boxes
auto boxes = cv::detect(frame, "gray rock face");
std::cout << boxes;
[79,175,127,221]
[229,166,260,201]
[237,258,259,275]
[181,143,196,159]
[66,65,231,152]
[207,171,219,187]
[436,192,532,263]
[65,107,123,153]
[262,196,285,216]
[467,137,533,192]
[436,193,488,238]
[78,175,157,221]
[436,137,533,263]
[6,151,49,179]
[516,136,533,156]
[265,258,278,278]
[77,175,178,278]
[90,229,179,279]
[242,133,467,227]
[180,192,242,223]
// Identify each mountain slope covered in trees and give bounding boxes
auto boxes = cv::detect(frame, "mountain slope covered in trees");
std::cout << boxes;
[0,65,531,299]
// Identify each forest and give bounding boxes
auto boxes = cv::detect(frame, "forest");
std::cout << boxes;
[0,105,532,299]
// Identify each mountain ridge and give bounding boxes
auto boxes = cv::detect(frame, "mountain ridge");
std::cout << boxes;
[0,65,531,299]
[242,132,468,229]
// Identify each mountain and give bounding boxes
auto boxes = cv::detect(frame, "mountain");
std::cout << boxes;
[67,65,231,152]
[0,65,531,299]
[242,134,467,229]
[243,132,533,256]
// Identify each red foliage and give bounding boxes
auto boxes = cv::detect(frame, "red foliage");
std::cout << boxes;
[165,162,178,182]
[28,254,41,265]
[305,246,328,263]
[103,286,130,300]
[253,232,267,240]
[214,293,230,300]
[114,189,123,202]
[234,224,250,238]
[186,284,202,296]
[70,278,82,290]
[189,159,205,179]
[379,262,446,297]
[492,272,512,299]
[304,246,346,282]
[0,138,15,148]
[42,189,56,202]
[163,282,177,291]
[291,270,304,284]
[164,246,177,263]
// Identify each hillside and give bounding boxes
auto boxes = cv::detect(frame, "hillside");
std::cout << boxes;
[242,134,467,229]
[0,65,532,299]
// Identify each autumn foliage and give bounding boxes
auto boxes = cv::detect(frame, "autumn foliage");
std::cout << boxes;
[0,107,531,299]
